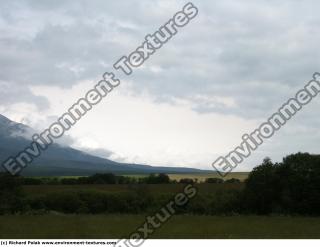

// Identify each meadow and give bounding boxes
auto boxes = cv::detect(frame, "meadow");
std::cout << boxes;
[1,180,313,239]
[121,172,249,182]
[167,172,249,182]
[1,154,320,240]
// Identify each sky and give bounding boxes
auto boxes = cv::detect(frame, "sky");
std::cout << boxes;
[1,0,320,171]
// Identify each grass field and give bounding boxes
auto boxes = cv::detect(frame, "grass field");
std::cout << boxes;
[122,172,249,182]
[0,214,319,239]
[8,174,319,239]
[167,172,249,182]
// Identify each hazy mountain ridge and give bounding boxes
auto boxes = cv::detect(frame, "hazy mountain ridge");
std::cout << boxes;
[0,114,211,176]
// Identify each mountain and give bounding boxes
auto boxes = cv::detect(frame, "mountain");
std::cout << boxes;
[0,114,211,176]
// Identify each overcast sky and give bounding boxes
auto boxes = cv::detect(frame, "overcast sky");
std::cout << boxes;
[1,0,320,170]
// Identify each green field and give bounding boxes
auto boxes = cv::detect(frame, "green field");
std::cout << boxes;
[167,172,249,182]
[4,172,318,239]
[121,173,249,182]
[0,214,319,239]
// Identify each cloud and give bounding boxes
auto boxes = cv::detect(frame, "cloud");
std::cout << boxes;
[74,147,116,160]
[1,0,320,169]
[0,81,49,110]
[2,0,320,117]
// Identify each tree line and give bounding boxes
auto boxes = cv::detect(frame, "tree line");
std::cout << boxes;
[1,152,320,215]
[19,173,241,185]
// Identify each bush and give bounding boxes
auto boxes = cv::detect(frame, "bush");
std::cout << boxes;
[179,178,194,184]
[225,178,241,184]
[61,178,79,185]
[205,178,224,184]
[140,174,171,184]
[22,177,43,185]
[0,173,25,214]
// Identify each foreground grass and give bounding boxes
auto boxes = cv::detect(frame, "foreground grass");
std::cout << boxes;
[0,215,319,239]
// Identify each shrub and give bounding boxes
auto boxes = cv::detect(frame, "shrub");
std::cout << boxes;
[224,178,241,184]
[0,173,25,214]
[205,178,224,184]
[22,177,43,185]
[179,178,194,184]
[140,174,171,184]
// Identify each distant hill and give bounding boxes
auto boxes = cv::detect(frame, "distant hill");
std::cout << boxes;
[0,114,212,176]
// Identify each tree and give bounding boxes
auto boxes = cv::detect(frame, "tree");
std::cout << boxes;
[243,157,280,214]
[243,153,320,215]
[277,153,320,214]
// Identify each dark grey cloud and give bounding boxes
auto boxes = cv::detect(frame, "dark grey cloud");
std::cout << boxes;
[1,0,320,119]
[116,0,320,119]
[1,0,320,169]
